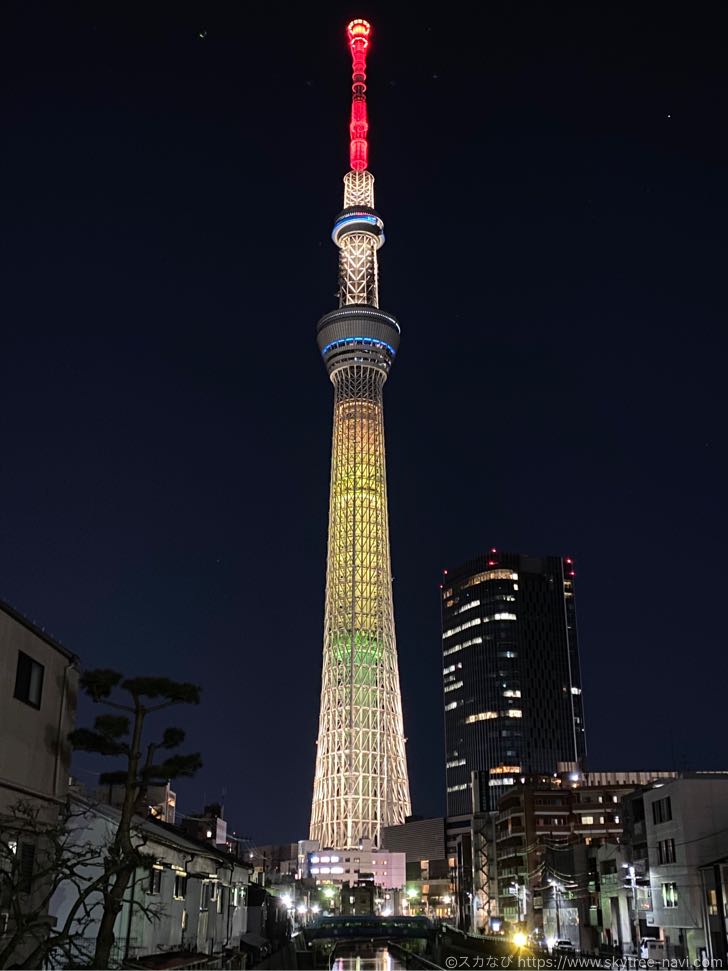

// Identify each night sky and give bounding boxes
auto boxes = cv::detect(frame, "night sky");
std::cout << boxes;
[3,2,727,845]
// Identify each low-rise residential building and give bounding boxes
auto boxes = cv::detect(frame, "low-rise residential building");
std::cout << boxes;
[0,598,79,966]
[49,798,252,968]
[493,770,677,949]
[622,775,728,964]
[0,599,79,814]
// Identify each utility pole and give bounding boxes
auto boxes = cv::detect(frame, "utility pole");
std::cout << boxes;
[551,880,562,939]
[623,864,639,954]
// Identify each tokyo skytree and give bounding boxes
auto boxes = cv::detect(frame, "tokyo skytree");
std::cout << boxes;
[309,18,411,850]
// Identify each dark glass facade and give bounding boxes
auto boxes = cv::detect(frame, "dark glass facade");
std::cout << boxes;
[441,551,587,816]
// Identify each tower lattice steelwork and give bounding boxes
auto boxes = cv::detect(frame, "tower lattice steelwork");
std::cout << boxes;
[310,19,411,850]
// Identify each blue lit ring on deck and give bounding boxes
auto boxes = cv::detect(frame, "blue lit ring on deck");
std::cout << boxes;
[332,211,385,247]
[321,336,396,358]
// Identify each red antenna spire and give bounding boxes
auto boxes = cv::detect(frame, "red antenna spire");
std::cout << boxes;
[347,19,371,171]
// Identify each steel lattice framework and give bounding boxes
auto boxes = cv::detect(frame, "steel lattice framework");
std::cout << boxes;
[310,19,411,849]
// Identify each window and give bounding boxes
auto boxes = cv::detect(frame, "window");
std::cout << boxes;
[657,838,676,864]
[447,783,467,793]
[174,874,187,899]
[662,882,678,908]
[17,843,35,893]
[581,816,594,825]
[443,617,481,639]
[444,681,463,693]
[707,888,719,916]
[465,711,498,724]
[462,569,518,588]
[1,840,18,880]
[652,796,672,824]
[148,866,162,895]
[200,882,212,910]
[443,635,482,657]
[14,652,44,709]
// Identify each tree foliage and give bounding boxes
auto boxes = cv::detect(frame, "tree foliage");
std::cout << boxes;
[66,668,202,970]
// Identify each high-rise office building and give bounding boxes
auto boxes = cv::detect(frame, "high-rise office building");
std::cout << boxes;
[441,550,586,816]
[309,19,411,850]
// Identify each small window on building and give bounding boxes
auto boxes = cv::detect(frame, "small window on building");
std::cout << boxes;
[653,797,672,824]
[0,839,18,879]
[17,843,35,893]
[707,888,719,916]
[200,882,212,911]
[662,882,678,908]
[148,866,162,895]
[14,652,44,709]
[174,874,187,899]
[657,838,676,865]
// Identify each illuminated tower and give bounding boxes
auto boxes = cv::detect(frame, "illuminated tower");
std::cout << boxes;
[310,19,411,850]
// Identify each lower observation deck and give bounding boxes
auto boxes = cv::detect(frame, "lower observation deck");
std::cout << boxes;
[317,305,400,376]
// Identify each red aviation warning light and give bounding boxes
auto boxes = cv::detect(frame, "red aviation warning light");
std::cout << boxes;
[347,19,372,171]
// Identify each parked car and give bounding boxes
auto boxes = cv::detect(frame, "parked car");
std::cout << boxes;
[640,938,663,959]
[553,939,577,953]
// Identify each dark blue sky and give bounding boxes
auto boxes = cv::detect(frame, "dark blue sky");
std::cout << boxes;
[2,1,726,844]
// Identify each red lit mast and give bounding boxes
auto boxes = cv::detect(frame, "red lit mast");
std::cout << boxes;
[347,19,371,171]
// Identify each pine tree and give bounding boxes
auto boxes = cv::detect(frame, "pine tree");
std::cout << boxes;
[69,669,202,970]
